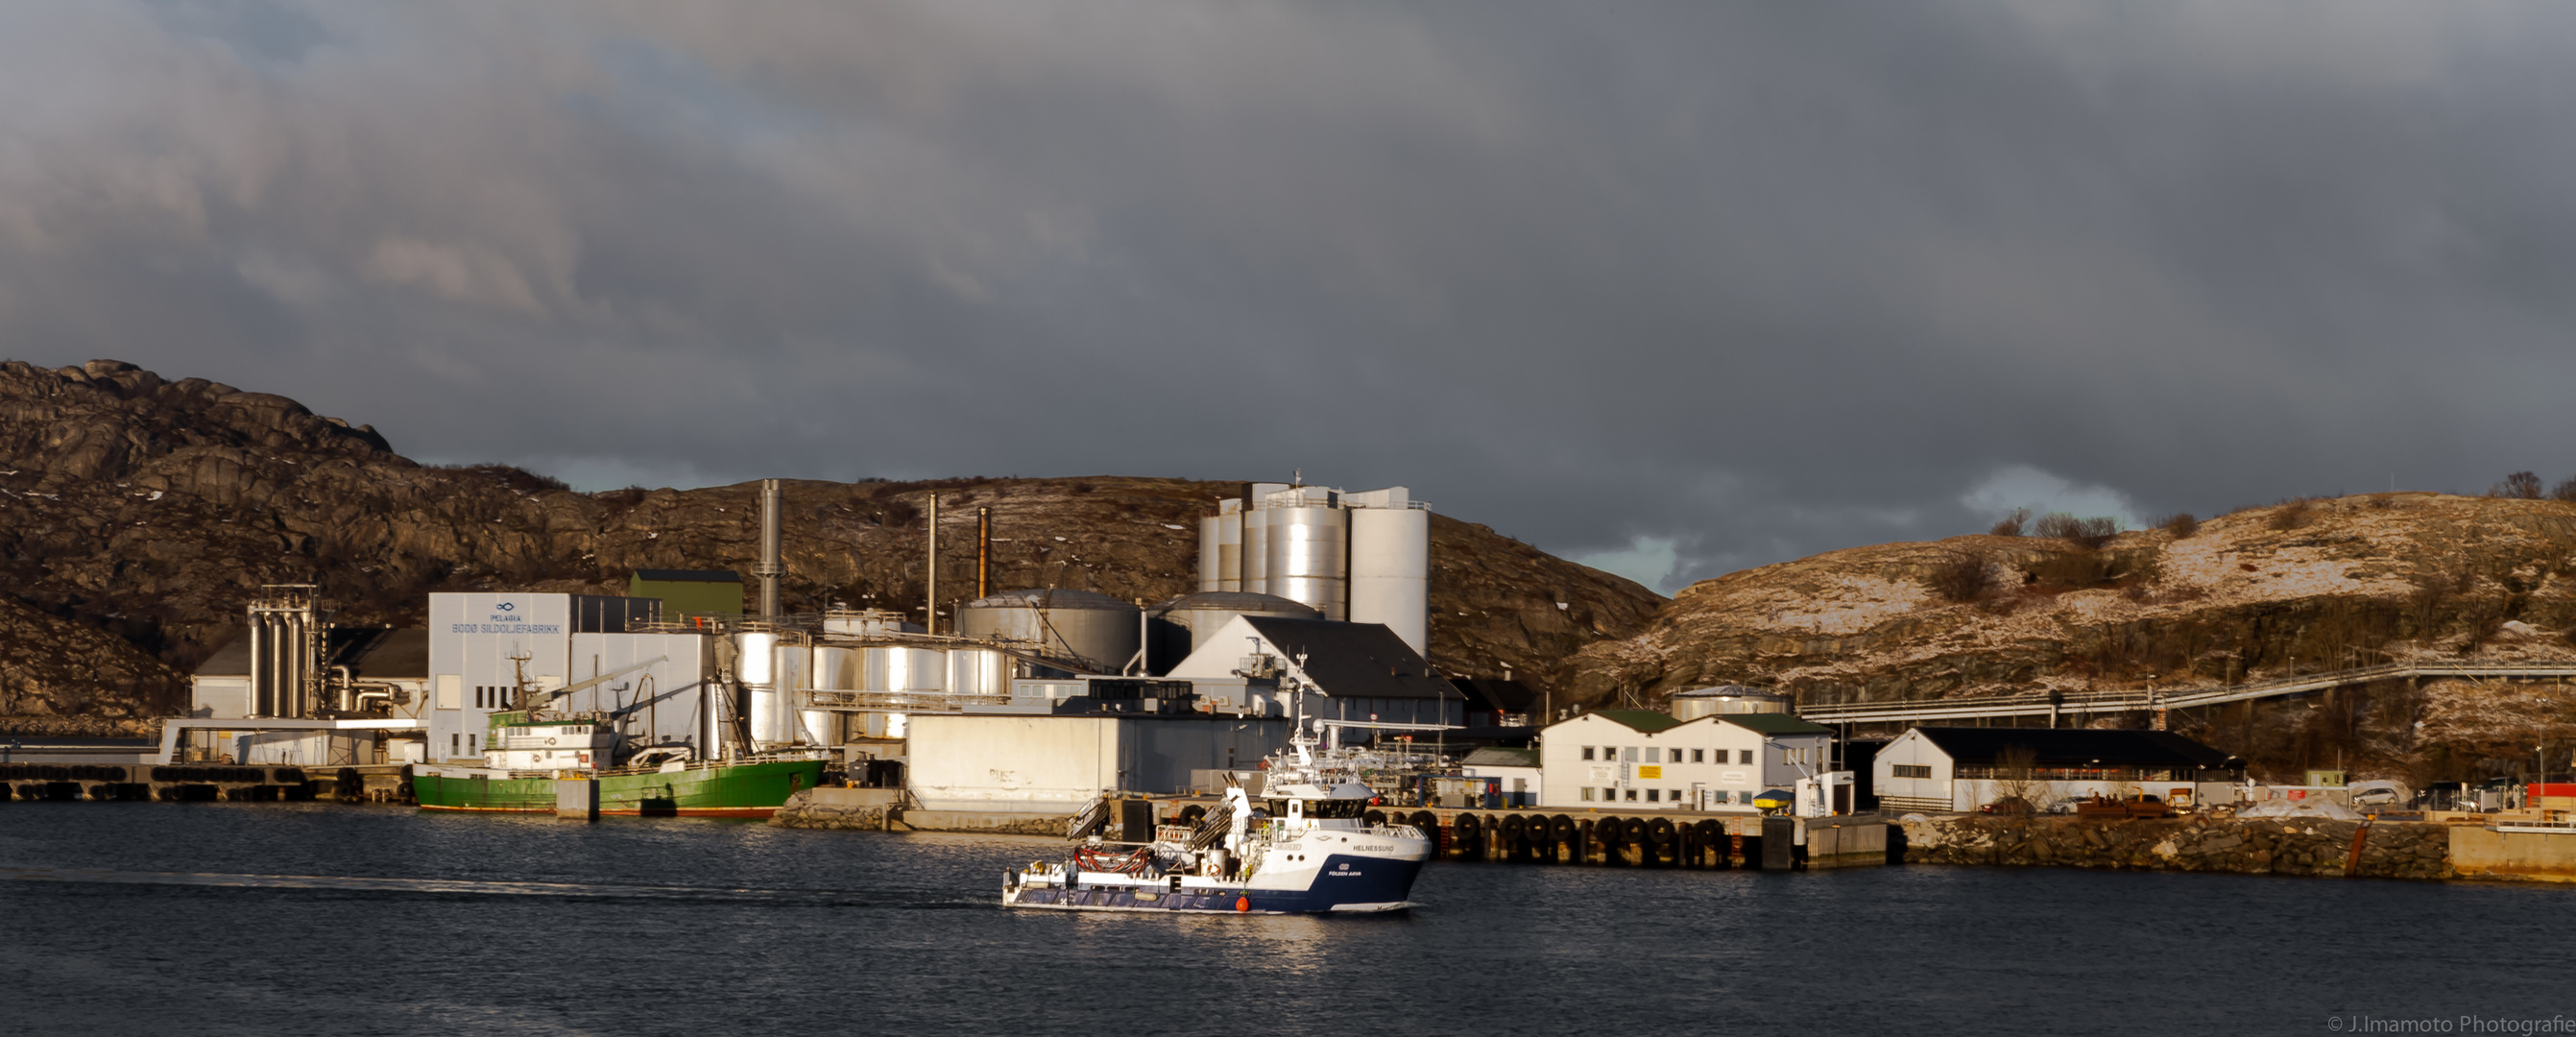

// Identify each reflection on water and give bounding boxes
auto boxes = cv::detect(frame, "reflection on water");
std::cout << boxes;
[2,803,2567,1037]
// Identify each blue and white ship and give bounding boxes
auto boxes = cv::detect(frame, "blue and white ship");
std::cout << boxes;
[1003,732,1432,915]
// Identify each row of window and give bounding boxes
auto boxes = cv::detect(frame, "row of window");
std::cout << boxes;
[1577,787,1757,804]
[1581,745,1757,765]
[473,686,517,710]
[1891,764,1933,779]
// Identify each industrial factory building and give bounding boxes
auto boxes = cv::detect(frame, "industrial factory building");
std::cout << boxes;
[1537,710,1835,812]
[1872,727,2246,814]
[1165,615,1464,727]
[904,712,1296,811]
[424,593,709,764]
[1197,482,1430,656]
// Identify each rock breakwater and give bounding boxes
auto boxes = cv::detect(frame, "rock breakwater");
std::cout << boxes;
[1897,814,2456,880]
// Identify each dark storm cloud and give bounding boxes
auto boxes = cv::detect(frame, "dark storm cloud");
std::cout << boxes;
[6,1,2574,591]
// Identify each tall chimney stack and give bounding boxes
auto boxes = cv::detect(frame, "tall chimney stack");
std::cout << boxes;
[757,478,782,617]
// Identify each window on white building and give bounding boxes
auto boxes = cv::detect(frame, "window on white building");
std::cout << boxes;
[1646,789,1660,803]
[1738,750,1753,765]
[1737,790,1753,804]
[1692,749,1705,763]
[1582,746,1596,760]
[1622,746,1638,762]
[1893,764,1932,779]
[1580,787,1596,801]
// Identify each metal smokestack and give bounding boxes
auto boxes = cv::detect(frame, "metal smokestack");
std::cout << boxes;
[757,478,782,618]
[977,506,991,598]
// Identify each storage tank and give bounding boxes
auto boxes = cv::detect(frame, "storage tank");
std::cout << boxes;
[1146,591,1322,673]
[1264,505,1348,620]
[823,608,920,636]
[954,589,1142,673]
[1240,508,1270,596]
[1348,504,1430,657]
[771,641,810,747]
[734,631,785,749]
[809,646,859,745]
[863,646,948,692]
[949,648,1007,697]
[1197,507,1243,593]
[1670,686,1792,721]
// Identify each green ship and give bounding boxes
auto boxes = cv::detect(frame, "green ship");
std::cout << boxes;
[412,712,827,817]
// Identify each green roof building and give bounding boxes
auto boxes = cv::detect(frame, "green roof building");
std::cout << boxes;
[628,569,743,619]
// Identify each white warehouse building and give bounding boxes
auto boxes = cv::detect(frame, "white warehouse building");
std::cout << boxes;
[425,593,712,765]
[1537,710,1834,812]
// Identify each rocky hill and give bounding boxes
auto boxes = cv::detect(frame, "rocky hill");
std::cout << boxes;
[1564,493,2576,783]
[0,360,1665,726]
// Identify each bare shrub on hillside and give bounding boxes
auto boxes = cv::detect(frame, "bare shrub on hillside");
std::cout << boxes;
[2491,471,2544,499]
[1927,550,1995,603]
[2152,512,2200,538]
[2034,512,2119,549]
[2267,499,2319,531]
[1987,509,2029,537]
[2553,476,2576,503]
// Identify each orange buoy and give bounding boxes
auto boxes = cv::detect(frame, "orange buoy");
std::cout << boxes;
[1235,896,1251,912]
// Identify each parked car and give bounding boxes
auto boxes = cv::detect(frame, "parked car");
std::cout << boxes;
[2347,780,2410,809]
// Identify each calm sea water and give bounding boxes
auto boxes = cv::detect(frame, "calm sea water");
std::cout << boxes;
[2,803,2569,1037]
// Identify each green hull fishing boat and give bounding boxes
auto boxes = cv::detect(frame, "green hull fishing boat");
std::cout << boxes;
[411,710,827,818]
[412,757,826,817]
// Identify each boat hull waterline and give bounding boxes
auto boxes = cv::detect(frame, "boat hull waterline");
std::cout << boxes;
[1004,853,1425,914]
[412,759,826,817]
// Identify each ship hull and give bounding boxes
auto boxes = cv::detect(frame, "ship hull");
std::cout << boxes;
[1004,853,1425,915]
[412,760,826,817]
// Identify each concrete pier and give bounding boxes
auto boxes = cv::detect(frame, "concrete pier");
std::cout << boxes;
[769,789,1891,871]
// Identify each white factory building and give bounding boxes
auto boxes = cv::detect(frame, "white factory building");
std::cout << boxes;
[424,592,711,764]
[1197,483,1429,657]
[1536,710,1834,811]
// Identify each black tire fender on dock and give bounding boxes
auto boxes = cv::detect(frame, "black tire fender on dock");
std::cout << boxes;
[1363,808,1387,827]
[1552,815,1577,847]
[1649,817,1676,846]
[1455,812,1482,851]
[1622,817,1648,845]
[1500,813,1526,845]
[1408,810,1442,851]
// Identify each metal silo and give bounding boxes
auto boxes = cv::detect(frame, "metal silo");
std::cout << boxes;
[1240,508,1270,595]
[862,646,947,692]
[772,641,811,747]
[1198,506,1243,593]
[954,588,1142,673]
[1348,504,1431,656]
[734,630,781,749]
[810,646,860,744]
[1264,505,1348,620]
[950,647,1007,697]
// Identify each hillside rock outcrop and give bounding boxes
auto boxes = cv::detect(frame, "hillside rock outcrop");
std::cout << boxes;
[0,360,1664,722]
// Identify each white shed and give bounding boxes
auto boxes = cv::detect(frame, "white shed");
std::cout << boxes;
[1537,709,1833,811]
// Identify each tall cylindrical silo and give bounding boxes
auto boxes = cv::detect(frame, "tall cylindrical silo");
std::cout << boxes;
[1265,505,1349,620]
[809,646,859,745]
[771,642,810,747]
[1198,515,1222,592]
[1349,505,1430,657]
[1240,509,1270,595]
[955,589,1142,673]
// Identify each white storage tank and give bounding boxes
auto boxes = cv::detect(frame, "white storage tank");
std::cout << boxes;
[955,589,1143,673]
[1240,508,1270,596]
[863,646,948,692]
[1197,505,1244,593]
[949,648,1007,698]
[1348,504,1430,657]
[1264,505,1349,620]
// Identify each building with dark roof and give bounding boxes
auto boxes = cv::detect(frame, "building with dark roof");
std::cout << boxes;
[1163,615,1462,727]
[1874,726,2246,814]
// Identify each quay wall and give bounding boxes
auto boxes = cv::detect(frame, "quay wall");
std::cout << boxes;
[1897,815,2456,880]
[771,790,1889,871]
[2449,827,2576,883]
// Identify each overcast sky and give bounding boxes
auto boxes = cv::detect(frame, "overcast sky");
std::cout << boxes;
[6,2,2574,592]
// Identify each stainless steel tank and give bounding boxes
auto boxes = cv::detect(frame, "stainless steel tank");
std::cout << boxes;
[1348,504,1430,656]
[949,648,1006,697]
[1240,509,1269,595]
[1264,505,1348,620]
[862,646,948,692]
[954,588,1142,673]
